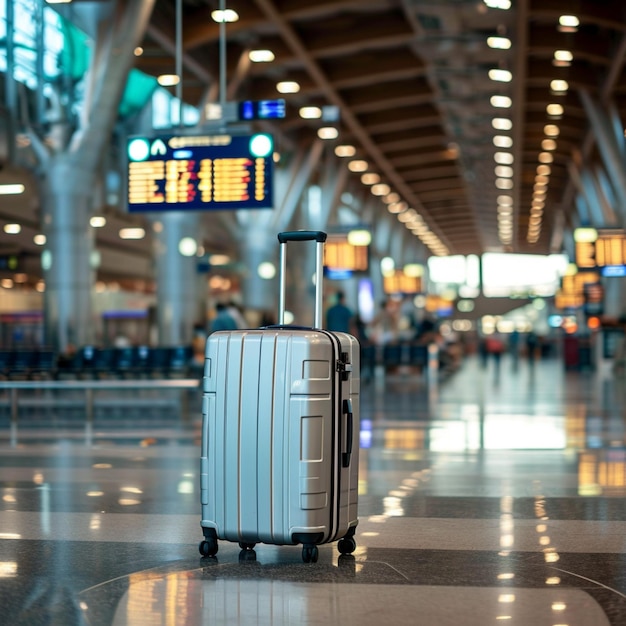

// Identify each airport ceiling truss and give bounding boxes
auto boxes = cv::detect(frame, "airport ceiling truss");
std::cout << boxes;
[139,0,626,258]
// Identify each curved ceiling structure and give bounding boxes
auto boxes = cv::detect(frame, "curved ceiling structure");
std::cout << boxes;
[1,0,626,289]
[136,0,626,259]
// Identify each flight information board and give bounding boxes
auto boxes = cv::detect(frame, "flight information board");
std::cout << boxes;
[126,133,274,212]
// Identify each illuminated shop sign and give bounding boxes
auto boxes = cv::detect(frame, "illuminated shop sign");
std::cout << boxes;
[126,133,274,212]
[574,228,626,271]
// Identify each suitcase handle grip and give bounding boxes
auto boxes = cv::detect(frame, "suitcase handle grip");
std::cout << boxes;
[342,399,353,468]
[277,231,326,328]
[278,230,327,243]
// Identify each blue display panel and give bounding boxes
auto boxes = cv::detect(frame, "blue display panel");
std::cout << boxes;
[126,133,274,212]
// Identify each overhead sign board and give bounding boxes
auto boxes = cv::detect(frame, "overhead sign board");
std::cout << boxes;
[126,133,274,212]
[574,228,626,271]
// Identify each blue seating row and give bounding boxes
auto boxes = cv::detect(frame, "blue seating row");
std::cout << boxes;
[0,346,196,380]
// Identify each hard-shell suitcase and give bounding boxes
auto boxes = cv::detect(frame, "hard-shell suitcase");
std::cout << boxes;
[199,230,360,563]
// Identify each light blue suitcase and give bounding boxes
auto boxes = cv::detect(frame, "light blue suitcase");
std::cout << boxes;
[199,231,359,562]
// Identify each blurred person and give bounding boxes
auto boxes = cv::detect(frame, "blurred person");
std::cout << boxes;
[210,302,238,333]
[227,301,247,329]
[371,299,399,345]
[485,331,505,376]
[325,291,354,334]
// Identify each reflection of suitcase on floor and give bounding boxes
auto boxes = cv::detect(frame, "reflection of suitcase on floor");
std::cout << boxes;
[199,231,360,563]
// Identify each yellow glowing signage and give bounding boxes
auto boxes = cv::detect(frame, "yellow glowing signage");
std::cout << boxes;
[127,133,273,211]
[384,271,422,294]
[324,239,369,272]
[575,229,626,269]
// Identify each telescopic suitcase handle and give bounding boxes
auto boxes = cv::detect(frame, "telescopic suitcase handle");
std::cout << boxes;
[278,231,327,244]
[277,230,327,328]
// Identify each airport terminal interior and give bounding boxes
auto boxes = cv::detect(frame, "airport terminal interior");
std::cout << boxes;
[2,0,626,624]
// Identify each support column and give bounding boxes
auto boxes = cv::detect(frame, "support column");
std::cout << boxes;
[42,155,96,351]
[153,212,201,345]
[238,224,278,319]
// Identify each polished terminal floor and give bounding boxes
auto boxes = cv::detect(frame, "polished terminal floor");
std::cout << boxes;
[1,352,626,625]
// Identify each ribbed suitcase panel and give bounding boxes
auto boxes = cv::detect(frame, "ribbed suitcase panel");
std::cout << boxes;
[201,328,358,547]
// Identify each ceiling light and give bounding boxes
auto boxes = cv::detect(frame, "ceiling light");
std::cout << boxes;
[317,127,338,140]
[249,49,274,63]
[361,173,380,185]
[276,81,300,94]
[538,152,554,164]
[558,15,579,32]
[497,195,513,205]
[537,165,551,175]
[157,74,179,87]
[3,224,21,234]
[211,9,239,23]
[388,202,408,214]
[574,227,598,243]
[384,192,400,204]
[489,69,512,82]
[209,254,230,265]
[544,124,560,137]
[553,50,573,66]
[535,174,549,184]
[348,159,368,172]
[299,106,322,119]
[119,227,145,240]
[542,139,557,151]
[490,95,512,108]
[487,36,511,50]
[493,135,513,148]
[371,183,391,196]
[484,0,511,9]
[178,237,198,257]
[546,103,564,117]
[496,178,513,189]
[34,234,46,245]
[257,262,276,280]
[335,145,356,157]
[0,184,25,195]
[134,47,143,56]
[492,118,512,130]
[494,152,514,164]
[495,165,514,178]
[550,79,569,94]
[90,216,106,228]
[347,230,372,246]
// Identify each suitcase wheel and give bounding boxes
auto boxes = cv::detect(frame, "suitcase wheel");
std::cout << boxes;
[199,538,218,557]
[302,545,319,563]
[337,536,357,555]
[238,541,256,551]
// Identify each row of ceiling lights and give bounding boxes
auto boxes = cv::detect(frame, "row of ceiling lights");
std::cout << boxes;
[485,1,579,248]
[484,0,515,247]
[0,213,145,244]
[152,5,451,257]
[526,15,578,244]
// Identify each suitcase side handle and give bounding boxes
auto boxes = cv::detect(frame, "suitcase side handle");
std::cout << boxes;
[342,399,354,468]
[277,230,327,243]
[277,230,327,328]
